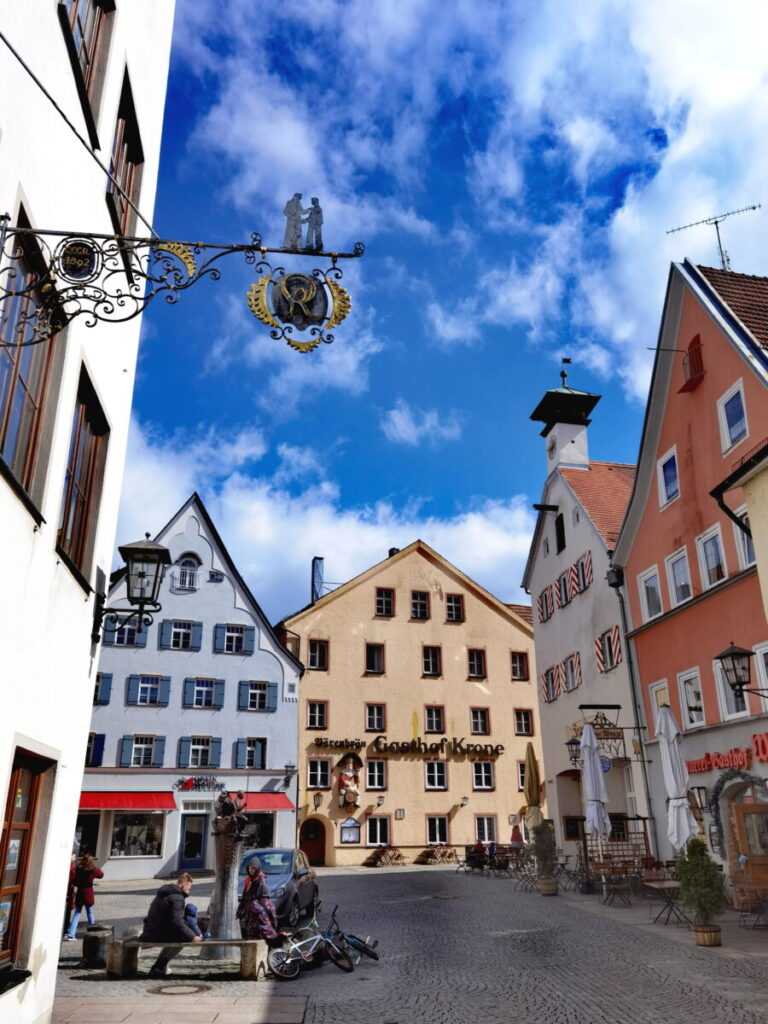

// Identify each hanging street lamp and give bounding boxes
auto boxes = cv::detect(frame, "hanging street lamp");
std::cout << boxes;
[715,642,759,696]
[91,534,171,643]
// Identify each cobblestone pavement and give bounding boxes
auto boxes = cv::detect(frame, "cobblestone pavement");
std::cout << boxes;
[56,867,768,1024]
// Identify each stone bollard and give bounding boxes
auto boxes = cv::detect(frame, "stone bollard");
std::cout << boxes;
[240,939,269,980]
[81,925,113,968]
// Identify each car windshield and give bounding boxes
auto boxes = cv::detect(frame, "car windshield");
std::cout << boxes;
[245,851,292,875]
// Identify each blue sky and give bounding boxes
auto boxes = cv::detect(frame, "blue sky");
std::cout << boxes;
[118,0,768,622]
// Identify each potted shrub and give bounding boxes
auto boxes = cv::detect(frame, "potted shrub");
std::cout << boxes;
[676,838,726,946]
[532,821,558,896]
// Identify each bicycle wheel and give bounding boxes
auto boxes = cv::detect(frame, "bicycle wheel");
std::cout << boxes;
[344,934,379,961]
[324,939,354,972]
[268,948,301,979]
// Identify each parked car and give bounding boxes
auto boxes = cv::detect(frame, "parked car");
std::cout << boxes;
[238,847,319,927]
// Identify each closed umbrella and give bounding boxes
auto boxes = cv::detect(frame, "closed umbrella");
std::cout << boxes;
[657,705,698,851]
[580,723,611,852]
[523,742,542,835]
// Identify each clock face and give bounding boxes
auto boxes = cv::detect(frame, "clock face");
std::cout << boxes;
[547,434,557,457]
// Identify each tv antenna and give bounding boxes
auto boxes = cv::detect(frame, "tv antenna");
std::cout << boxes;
[667,204,760,271]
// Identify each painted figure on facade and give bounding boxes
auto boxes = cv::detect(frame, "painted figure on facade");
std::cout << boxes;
[338,757,360,808]
[304,197,323,251]
[282,193,306,250]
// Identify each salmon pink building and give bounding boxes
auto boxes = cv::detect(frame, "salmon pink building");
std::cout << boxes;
[613,261,768,884]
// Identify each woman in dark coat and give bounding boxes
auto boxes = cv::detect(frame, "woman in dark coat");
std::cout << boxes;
[237,858,279,944]
[63,854,104,939]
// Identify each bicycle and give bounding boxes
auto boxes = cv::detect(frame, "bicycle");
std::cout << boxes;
[325,904,379,965]
[267,908,355,979]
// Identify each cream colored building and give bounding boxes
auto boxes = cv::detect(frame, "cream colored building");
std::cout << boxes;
[278,541,540,866]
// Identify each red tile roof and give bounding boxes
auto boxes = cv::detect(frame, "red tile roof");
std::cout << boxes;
[505,603,533,626]
[559,461,636,547]
[697,265,768,349]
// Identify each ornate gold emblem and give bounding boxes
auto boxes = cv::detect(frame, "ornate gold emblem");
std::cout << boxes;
[155,241,196,278]
[245,270,352,352]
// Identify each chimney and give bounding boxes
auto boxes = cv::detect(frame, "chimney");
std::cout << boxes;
[388,547,400,558]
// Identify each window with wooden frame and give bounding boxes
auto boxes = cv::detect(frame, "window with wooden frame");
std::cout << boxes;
[472,761,494,790]
[365,703,385,731]
[468,649,486,679]
[422,645,442,676]
[308,639,329,671]
[307,701,327,729]
[411,590,430,620]
[424,705,445,733]
[56,366,110,576]
[470,708,490,734]
[308,759,331,789]
[510,651,529,680]
[365,642,385,674]
[375,587,394,617]
[0,217,62,507]
[514,709,533,736]
[58,1,115,145]
[106,73,144,236]
[445,593,464,622]
[0,750,51,965]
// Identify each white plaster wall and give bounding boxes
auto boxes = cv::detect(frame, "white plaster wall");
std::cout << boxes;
[527,472,651,852]
[0,4,174,1021]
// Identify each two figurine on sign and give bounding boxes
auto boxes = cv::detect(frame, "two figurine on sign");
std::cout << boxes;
[282,194,323,251]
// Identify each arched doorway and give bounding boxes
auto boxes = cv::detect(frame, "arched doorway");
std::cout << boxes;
[300,817,326,866]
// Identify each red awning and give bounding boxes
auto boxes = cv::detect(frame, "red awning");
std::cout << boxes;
[229,792,295,811]
[79,792,176,810]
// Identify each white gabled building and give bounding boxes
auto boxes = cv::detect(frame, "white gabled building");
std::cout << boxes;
[522,382,655,859]
[0,4,174,1018]
[82,494,303,881]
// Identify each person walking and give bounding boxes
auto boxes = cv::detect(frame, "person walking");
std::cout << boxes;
[236,858,279,944]
[510,824,524,864]
[63,853,77,937]
[63,854,103,940]
[139,872,202,977]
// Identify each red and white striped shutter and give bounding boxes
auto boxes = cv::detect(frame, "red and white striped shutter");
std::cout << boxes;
[574,651,582,688]
[537,592,545,623]
[540,673,550,703]
[555,662,566,695]
[554,579,562,609]
[595,633,605,673]
[547,585,554,617]
[584,550,593,585]
[611,625,623,665]
[568,562,579,598]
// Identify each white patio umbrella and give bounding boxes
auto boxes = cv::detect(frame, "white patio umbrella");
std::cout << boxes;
[580,723,611,857]
[657,705,698,851]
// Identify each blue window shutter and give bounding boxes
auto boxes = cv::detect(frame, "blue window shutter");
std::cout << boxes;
[152,736,166,767]
[191,622,203,651]
[159,620,173,650]
[178,736,191,768]
[266,682,279,712]
[135,627,148,649]
[238,681,249,710]
[213,679,226,709]
[243,626,255,655]
[235,739,247,769]
[91,734,105,767]
[254,739,265,769]
[158,677,171,706]
[209,738,222,768]
[183,678,195,708]
[97,674,112,705]
[101,628,115,647]
[214,624,226,653]
[126,675,140,705]
[119,736,133,767]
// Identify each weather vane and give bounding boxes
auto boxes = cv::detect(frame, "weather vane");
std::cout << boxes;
[0,193,364,354]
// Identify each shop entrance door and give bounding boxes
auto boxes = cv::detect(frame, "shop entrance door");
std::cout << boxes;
[300,819,325,866]
[74,813,100,858]
[179,814,207,870]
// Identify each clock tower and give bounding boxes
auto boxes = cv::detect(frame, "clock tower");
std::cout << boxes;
[530,378,600,475]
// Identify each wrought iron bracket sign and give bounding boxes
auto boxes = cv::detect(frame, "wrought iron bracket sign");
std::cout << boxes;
[0,209,364,353]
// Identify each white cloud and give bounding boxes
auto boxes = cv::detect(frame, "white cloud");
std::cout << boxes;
[117,419,535,620]
[380,400,463,447]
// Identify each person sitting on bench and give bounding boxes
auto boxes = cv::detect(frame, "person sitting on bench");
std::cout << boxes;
[139,871,202,977]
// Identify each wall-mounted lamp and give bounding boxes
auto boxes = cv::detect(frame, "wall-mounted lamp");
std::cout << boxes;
[376,795,385,806]
[282,762,297,790]
[565,737,583,769]
[691,786,710,811]
[313,791,322,810]
[715,642,761,696]
[91,534,172,643]
[460,796,469,806]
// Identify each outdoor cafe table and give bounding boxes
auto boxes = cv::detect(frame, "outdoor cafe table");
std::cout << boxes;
[644,879,691,925]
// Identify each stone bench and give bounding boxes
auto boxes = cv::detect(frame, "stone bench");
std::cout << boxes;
[107,933,270,980]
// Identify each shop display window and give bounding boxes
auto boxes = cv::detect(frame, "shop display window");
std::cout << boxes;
[110,812,164,857]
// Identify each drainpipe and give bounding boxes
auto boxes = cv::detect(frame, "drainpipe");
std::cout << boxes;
[606,567,660,858]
